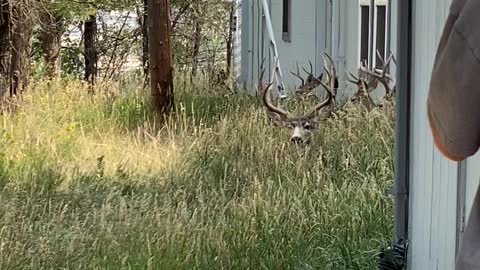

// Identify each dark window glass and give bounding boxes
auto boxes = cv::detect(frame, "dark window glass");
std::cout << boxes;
[360,5,370,64]
[375,6,386,68]
[282,0,291,41]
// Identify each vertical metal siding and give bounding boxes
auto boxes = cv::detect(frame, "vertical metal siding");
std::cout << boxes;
[315,0,328,82]
[334,0,347,97]
[387,0,397,93]
[343,0,361,101]
[251,0,261,94]
[465,149,480,220]
[408,0,457,269]
[394,0,409,245]
[240,0,251,90]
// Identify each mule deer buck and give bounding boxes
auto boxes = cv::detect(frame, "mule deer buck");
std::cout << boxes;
[260,53,336,144]
[346,62,377,111]
[290,58,339,101]
[359,51,396,101]
[290,60,323,95]
[347,51,396,110]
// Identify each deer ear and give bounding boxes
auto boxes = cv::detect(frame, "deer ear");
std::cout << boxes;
[266,111,291,128]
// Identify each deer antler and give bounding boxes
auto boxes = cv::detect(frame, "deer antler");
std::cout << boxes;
[302,59,324,88]
[291,60,325,96]
[318,53,338,100]
[261,59,292,119]
[305,53,334,119]
[346,72,360,84]
[301,60,313,76]
[256,57,268,95]
[347,71,376,92]
[290,62,306,88]
[359,50,395,97]
[346,72,376,111]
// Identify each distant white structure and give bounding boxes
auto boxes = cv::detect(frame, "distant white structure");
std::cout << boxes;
[230,0,243,91]
[63,11,142,76]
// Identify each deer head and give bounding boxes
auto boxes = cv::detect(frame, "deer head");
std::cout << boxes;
[358,51,396,100]
[261,54,336,144]
[291,58,339,103]
[290,60,323,95]
[346,66,377,111]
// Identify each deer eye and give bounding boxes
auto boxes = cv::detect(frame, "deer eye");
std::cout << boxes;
[303,123,311,130]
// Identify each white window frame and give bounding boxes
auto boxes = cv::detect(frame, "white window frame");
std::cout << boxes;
[357,0,389,70]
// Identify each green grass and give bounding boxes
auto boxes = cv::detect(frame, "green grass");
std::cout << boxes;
[0,75,395,269]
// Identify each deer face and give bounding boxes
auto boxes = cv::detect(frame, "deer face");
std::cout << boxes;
[264,99,332,144]
[260,53,336,145]
[289,118,316,144]
[265,110,331,144]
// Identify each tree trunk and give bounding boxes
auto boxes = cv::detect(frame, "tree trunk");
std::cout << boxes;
[226,2,234,77]
[142,0,149,87]
[0,0,11,102]
[39,11,64,79]
[190,1,203,80]
[9,1,33,97]
[148,0,174,114]
[84,14,97,86]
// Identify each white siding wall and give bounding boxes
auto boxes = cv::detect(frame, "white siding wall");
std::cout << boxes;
[240,0,269,94]
[388,0,398,98]
[343,0,361,101]
[271,0,320,93]
[239,0,397,103]
[239,0,327,95]
[408,0,458,269]
[465,148,480,221]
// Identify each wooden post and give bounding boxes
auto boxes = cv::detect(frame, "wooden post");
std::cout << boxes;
[148,0,174,114]
[226,2,234,77]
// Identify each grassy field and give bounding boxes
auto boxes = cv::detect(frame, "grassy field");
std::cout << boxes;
[0,75,395,269]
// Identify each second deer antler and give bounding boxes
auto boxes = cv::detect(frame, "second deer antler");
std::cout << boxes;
[359,50,396,99]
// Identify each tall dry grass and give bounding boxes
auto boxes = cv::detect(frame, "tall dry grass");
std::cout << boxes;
[0,75,395,269]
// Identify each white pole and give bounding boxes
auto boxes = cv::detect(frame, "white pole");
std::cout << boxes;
[369,0,375,69]
[261,0,287,98]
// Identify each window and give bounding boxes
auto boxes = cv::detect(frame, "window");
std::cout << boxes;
[358,0,389,69]
[282,0,291,42]
[360,5,370,64]
[374,5,386,68]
